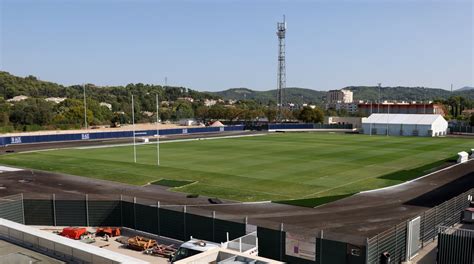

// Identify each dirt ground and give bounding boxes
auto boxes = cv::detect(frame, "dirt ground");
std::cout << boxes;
[0,134,473,245]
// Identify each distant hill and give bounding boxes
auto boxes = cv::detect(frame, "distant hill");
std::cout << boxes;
[211,87,326,105]
[345,86,474,101]
[213,86,474,105]
[457,86,474,91]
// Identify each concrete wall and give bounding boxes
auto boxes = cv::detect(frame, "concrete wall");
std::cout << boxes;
[0,218,148,264]
[324,117,362,129]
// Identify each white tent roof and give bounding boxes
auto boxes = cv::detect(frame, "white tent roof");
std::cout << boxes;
[362,114,445,125]
[210,121,224,127]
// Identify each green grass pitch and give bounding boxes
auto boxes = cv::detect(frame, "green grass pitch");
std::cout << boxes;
[0,133,470,204]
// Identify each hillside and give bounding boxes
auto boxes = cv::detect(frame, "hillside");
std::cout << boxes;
[0,71,219,109]
[457,86,474,91]
[213,86,474,104]
[211,87,326,105]
[346,86,474,101]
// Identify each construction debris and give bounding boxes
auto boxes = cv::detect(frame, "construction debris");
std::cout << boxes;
[127,236,157,251]
[96,227,121,237]
[144,244,177,258]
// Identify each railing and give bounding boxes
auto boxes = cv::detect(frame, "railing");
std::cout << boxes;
[438,226,474,264]
[366,188,474,264]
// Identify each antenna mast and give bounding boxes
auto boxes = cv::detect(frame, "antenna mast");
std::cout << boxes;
[276,15,287,121]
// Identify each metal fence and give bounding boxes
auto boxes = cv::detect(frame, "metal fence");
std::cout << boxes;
[437,226,474,264]
[366,188,474,264]
[1,193,368,264]
[450,126,474,134]
[0,194,24,224]
[0,125,244,146]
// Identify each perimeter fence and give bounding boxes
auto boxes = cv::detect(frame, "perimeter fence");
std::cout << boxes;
[437,226,474,264]
[366,188,474,263]
[0,193,366,264]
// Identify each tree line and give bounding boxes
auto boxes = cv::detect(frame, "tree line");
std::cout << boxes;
[0,72,325,132]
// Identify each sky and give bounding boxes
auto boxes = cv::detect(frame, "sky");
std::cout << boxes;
[0,0,472,91]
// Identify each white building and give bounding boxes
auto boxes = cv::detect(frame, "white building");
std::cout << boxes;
[327,89,353,104]
[204,99,217,107]
[45,97,67,104]
[326,89,356,112]
[7,95,28,102]
[361,114,448,137]
[100,102,112,110]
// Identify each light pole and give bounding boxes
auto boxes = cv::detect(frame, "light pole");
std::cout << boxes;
[156,94,160,166]
[132,94,136,163]
[83,84,88,129]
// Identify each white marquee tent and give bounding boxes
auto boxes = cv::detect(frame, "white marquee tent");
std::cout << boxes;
[361,114,448,137]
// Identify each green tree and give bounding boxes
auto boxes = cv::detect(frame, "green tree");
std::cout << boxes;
[298,106,324,123]
[173,101,194,120]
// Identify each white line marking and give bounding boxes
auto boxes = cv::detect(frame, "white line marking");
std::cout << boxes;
[0,166,23,172]
[360,159,473,194]
[74,133,267,150]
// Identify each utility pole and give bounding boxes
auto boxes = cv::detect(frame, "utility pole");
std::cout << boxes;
[83,84,88,129]
[276,15,287,121]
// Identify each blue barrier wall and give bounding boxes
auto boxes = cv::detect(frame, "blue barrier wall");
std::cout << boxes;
[0,125,244,146]
[268,123,314,130]
[268,123,353,130]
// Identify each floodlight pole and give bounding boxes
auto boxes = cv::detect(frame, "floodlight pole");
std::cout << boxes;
[83,84,88,130]
[156,94,160,166]
[132,94,137,163]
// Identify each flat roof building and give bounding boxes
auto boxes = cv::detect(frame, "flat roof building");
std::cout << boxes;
[358,102,447,116]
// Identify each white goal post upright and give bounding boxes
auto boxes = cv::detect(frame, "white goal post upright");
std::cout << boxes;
[156,93,160,166]
[132,94,137,163]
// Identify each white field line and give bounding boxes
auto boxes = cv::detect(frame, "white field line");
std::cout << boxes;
[16,133,267,153]
[360,159,473,194]
[301,158,473,199]
[0,165,23,172]
[75,133,267,150]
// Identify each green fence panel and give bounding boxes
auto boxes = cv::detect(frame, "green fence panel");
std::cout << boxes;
[257,227,284,261]
[135,204,158,235]
[121,201,135,229]
[88,201,120,227]
[213,219,246,243]
[55,200,86,226]
[24,200,53,226]
[185,213,213,241]
[319,239,347,264]
[160,208,185,241]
